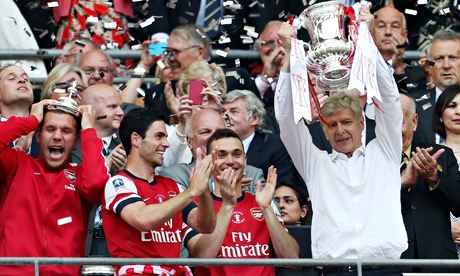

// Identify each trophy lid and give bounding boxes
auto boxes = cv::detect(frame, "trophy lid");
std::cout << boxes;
[46,78,81,117]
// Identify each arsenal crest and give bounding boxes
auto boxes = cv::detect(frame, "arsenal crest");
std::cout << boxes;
[250,208,264,221]
[64,169,76,182]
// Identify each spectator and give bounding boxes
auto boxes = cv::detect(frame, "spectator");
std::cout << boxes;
[54,39,96,66]
[222,89,305,190]
[274,182,310,225]
[186,128,299,276]
[399,93,460,270]
[139,24,259,118]
[275,20,407,275]
[371,5,426,93]
[0,64,33,120]
[0,64,35,152]
[0,99,108,275]
[160,108,264,194]
[79,49,116,86]
[413,30,460,145]
[432,85,460,258]
[41,63,87,104]
[101,108,216,275]
[79,84,125,173]
[253,20,283,108]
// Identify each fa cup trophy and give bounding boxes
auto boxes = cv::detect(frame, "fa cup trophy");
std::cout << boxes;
[300,1,355,91]
[47,79,81,117]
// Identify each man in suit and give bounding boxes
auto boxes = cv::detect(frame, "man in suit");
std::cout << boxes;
[371,5,426,94]
[400,93,460,271]
[76,84,125,174]
[412,30,460,145]
[222,89,305,190]
[160,108,264,194]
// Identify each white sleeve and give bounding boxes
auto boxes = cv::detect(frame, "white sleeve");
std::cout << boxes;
[104,175,142,215]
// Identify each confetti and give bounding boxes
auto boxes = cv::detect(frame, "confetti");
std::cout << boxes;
[39,29,49,39]
[235,59,240,67]
[23,28,31,37]
[243,26,255,33]
[246,30,259,39]
[119,83,127,90]
[220,17,233,25]
[219,35,231,44]
[249,1,258,8]
[104,22,117,29]
[157,59,166,69]
[47,1,59,8]
[137,88,146,97]
[440,7,450,15]
[417,0,427,4]
[140,16,155,28]
[87,16,98,24]
[216,50,228,58]
[404,9,417,16]
[131,44,142,50]
[132,0,144,2]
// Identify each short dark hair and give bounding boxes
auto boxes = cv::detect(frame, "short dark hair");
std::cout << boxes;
[206,128,243,154]
[119,108,166,155]
[433,85,460,139]
[38,109,81,134]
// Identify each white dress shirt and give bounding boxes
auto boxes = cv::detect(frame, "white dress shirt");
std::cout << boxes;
[274,54,407,259]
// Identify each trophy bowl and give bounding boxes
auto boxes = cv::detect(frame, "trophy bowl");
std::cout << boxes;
[300,1,355,91]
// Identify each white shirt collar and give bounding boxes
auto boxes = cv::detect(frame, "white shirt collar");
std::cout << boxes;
[242,132,255,153]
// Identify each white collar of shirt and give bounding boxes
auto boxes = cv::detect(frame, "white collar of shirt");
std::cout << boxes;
[101,136,112,150]
[435,86,442,100]
[242,132,255,153]
[330,144,365,161]
[0,116,7,122]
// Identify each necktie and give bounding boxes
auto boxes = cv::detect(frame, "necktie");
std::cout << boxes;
[203,0,222,39]
[102,141,109,157]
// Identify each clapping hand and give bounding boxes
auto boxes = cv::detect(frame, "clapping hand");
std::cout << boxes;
[256,166,277,209]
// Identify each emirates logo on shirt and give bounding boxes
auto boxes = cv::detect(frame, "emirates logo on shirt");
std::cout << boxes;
[250,207,264,221]
[231,211,245,224]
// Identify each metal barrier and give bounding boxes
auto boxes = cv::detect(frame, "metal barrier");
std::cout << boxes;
[0,49,423,61]
[0,257,459,276]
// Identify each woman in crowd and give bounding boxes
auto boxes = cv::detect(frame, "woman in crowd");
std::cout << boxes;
[41,63,87,103]
[432,84,460,257]
[160,60,227,168]
[274,182,310,225]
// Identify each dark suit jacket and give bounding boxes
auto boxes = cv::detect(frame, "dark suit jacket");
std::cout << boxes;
[247,131,306,192]
[401,143,460,269]
[144,67,259,118]
[307,115,376,153]
[412,88,436,145]
[71,134,120,165]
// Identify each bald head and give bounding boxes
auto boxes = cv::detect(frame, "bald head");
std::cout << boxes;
[81,84,124,137]
[371,6,407,61]
[79,49,114,86]
[186,108,226,157]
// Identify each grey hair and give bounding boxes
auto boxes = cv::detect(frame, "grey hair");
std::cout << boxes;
[428,30,460,58]
[321,92,362,120]
[222,89,266,132]
[171,24,212,60]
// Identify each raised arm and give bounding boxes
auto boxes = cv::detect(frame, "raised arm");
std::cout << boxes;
[76,105,110,204]
[275,22,325,186]
[186,167,238,257]
[255,166,299,258]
